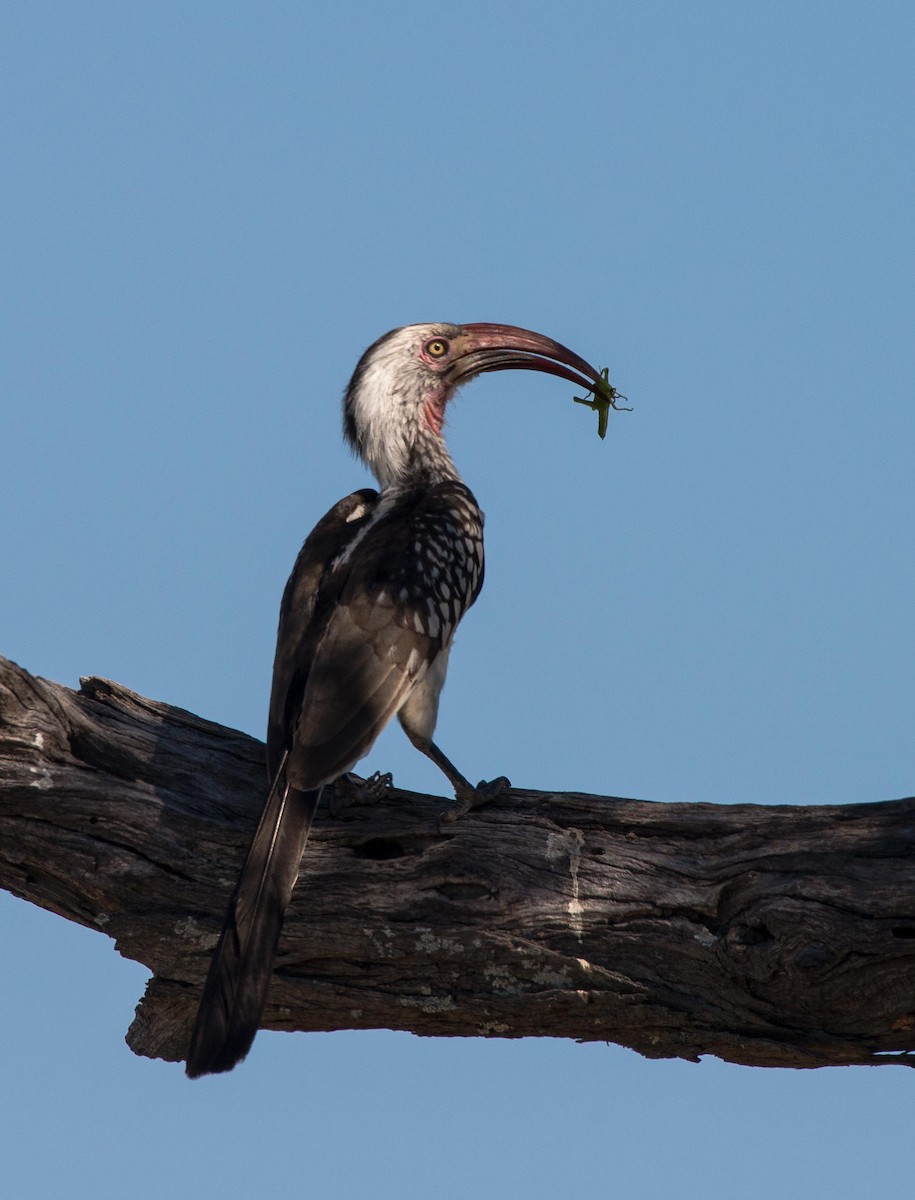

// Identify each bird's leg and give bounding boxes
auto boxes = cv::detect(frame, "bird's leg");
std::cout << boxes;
[401,728,510,820]
[328,770,393,817]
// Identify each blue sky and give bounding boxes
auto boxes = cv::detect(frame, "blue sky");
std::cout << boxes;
[2,3,914,1197]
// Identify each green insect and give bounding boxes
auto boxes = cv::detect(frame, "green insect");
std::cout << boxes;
[573,367,630,439]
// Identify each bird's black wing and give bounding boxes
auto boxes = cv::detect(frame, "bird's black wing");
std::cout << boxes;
[185,488,379,1078]
[266,488,381,779]
[285,479,484,790]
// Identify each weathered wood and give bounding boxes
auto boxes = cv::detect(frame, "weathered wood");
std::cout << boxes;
[2,653,914,1070]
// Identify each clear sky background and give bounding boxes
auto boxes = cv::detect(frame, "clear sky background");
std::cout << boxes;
[2,3,914,1197]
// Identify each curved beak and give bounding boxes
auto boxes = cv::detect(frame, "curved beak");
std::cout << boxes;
[449,323,608,394]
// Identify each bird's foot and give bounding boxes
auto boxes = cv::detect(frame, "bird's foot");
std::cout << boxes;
[329,771,393,816]
[440,775,511,824]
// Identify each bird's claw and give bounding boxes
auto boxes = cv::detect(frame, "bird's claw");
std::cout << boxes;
[361,770,394,801]
[440,775,511,824]
[329,770,393,816]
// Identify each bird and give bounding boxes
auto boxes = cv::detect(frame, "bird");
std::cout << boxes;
[185,321,611,1077]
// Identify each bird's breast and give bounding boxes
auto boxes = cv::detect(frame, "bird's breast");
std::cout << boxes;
[360,482,485,646]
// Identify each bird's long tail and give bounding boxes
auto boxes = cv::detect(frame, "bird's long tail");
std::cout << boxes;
[186,758,321,1077]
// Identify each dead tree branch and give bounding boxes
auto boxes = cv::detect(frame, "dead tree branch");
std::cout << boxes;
[2,654,914,1069]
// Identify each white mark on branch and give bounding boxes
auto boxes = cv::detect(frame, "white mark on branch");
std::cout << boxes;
[175,917,218,949]
[545,828,585,942]
[363,926,395,957]
[398,995,458,1013]
[480,1022,510,1035]
[28,765,52,790]
[33,732,44,748]
[484,962,521,995]
[414,927,461,955]
[532,966,571,988]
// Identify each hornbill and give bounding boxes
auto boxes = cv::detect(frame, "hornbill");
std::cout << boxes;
[185,322,612,1076]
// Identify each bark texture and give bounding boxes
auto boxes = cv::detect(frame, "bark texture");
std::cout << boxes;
[2,654,915,1070]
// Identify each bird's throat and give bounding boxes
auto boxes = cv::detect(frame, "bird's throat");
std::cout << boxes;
[422,391,445,437]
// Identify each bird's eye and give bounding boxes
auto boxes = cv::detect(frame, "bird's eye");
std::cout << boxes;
[425,338,450,359]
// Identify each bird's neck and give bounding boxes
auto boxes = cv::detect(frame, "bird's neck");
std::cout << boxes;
[346,369,463,490]
[405,428,461,488]
[371,425,462,491]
